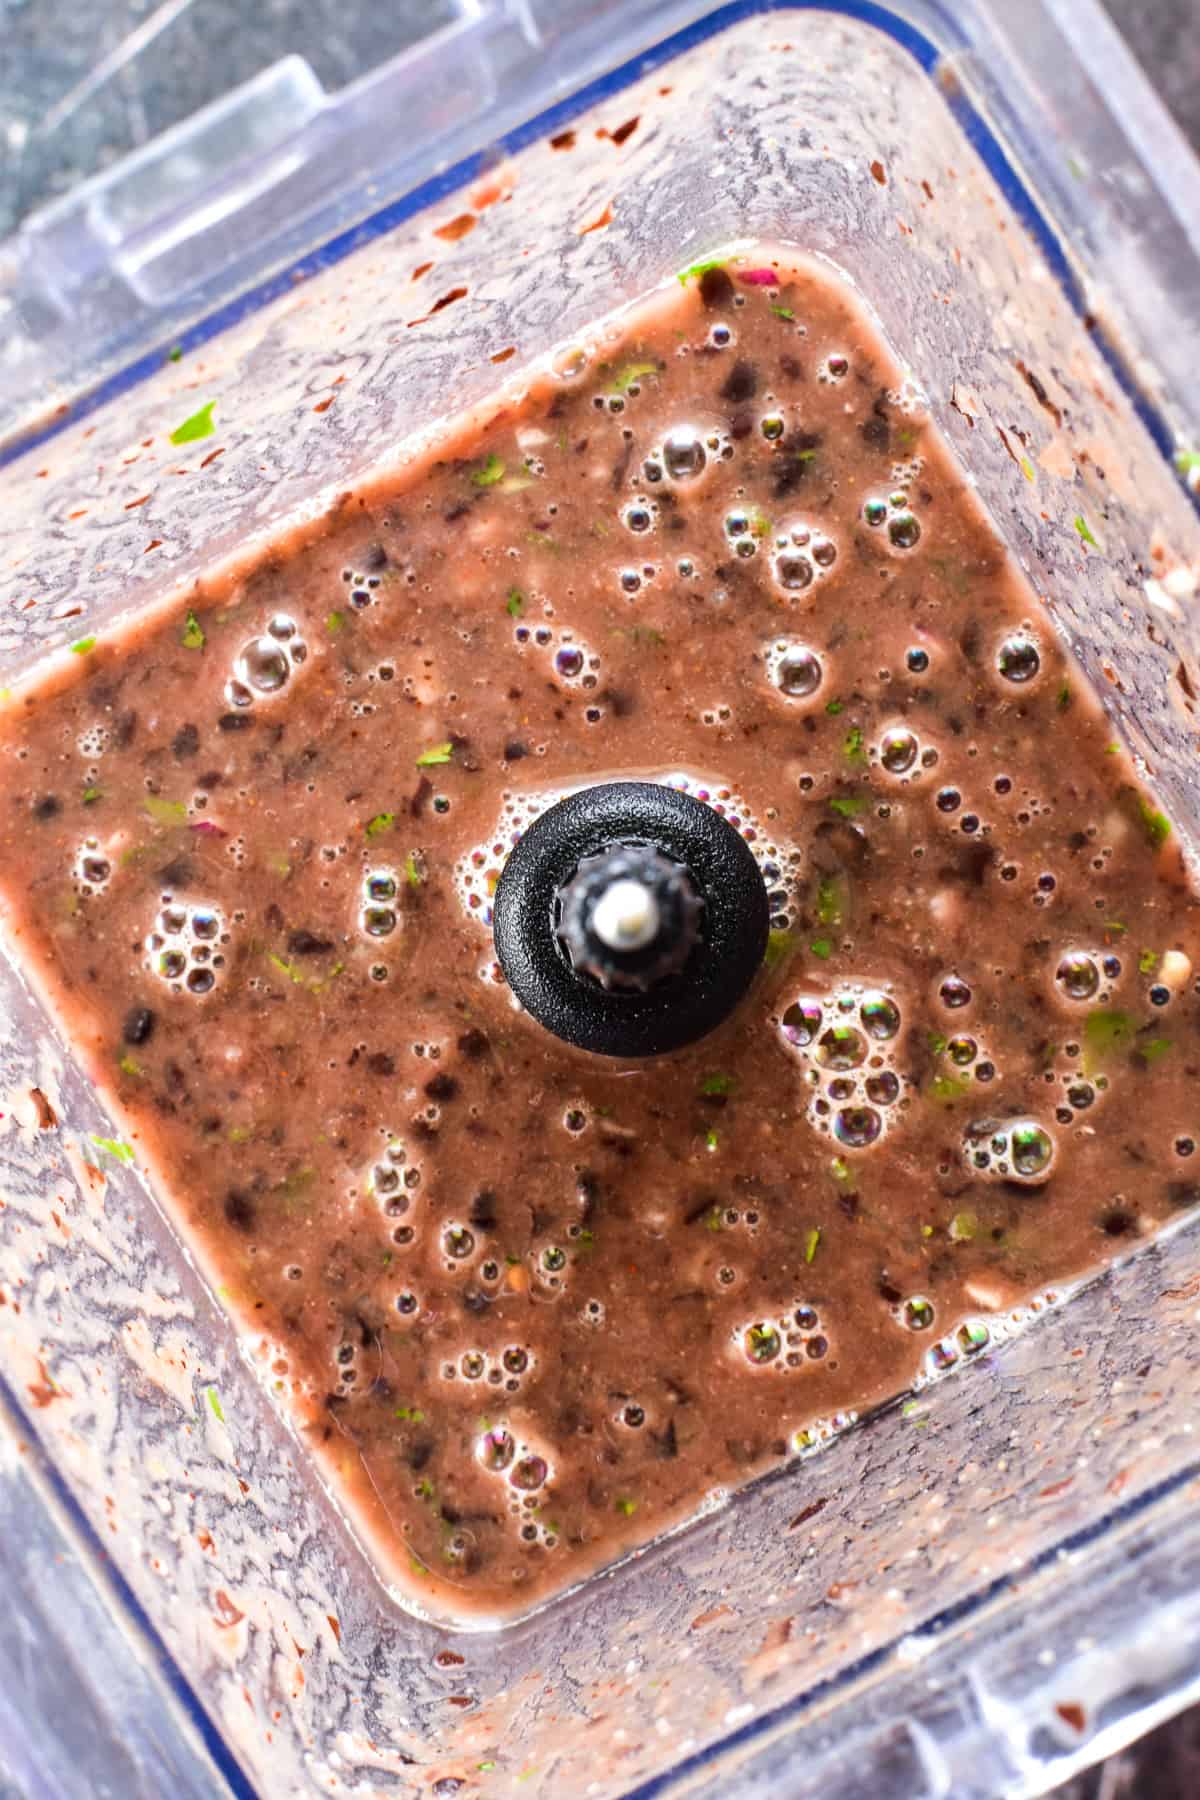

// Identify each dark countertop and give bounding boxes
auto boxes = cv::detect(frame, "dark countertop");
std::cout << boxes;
[0,3,1197,1796]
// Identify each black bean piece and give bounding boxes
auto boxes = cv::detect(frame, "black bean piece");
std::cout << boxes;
[457,1028,490,1059]
[157,857,193,889]
[171,722,200,760]
[698,266,734,308]
[218,713,252,732]
[362,542,389,570]
[32,795,61,821]
[288,929,334,956]
[223,1189,256,1232]
[720,359,757,404]
[504,741,528,761]
[122,1006,156,1045]
[367,1052,395,1076]
[654,1417,679,1459]
[860,414,889,452]
[114,709,138,748]
[424,1072,459,1102]
[469,1191,498,1229]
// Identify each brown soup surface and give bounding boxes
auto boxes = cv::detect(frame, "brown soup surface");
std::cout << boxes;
[2,251,1197,1622]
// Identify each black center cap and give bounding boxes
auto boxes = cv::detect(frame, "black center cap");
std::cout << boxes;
[492,781,770,1058]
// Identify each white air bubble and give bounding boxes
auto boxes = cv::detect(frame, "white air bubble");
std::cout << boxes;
[225,616,307,708]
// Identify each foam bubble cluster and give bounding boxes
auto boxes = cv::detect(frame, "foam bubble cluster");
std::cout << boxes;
[962,1116,1057,1182]
[511,621,599,689]
[74,839,112,894]
[736,1298,831,1372]
[780,982,906,1149]
[360,867,399,938]
[770,518,839,594]
[862,489,922,551]
[144,896,228,994]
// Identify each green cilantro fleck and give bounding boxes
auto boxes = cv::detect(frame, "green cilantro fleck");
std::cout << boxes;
[118,1053,142,1078]
[416,742,454,767]
[1056,681,1071,711]
[478,1764,497,1774]
[365,811,395,837]
[612,359,659,393]
[676,256,725,286]
[699,1071,735,1097]
[167,345,183,363]
[205,1386,225,1424]
[267,951,306,985]
[804,1226,821,1264]
[623,623,665,649]
[809,937,834,961]
[228,1124,253,1143]
[816,874,846,926]
[169,401,216,446]
[949,1210,977,1242]
[842,726,866,765]
[1082,1009,1134,1073]
[143,794,188,824]
[830,1156,851,1183]
[71,636,97,656]
[1073,513,1099,549]
[1136,1037,1173,1066]
[1020,456,1035,483]
[405,850,424,886]
[506,587,524,618]
[828,793,868,818]
[1174,450,1200,476]
[763,928,796,969]
[930,1074,970,1103]
[90,1133,134,1164]
[1105,743,1121,756]
[615,1497,639,1516]
[394,1406,426,1422]
[82,786,102,805]
[326,609,346,635]
[928,1031,948,1055]
[824,697,844,716]
[415,1478,436,1501]
[1104,920,1128,936]
[771,304,795,320]
[705,1128,720,1152]
[182,610,205,650]
[1139,949,1159,975]
[1139,797,1171,850]
[471,453,506,487]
